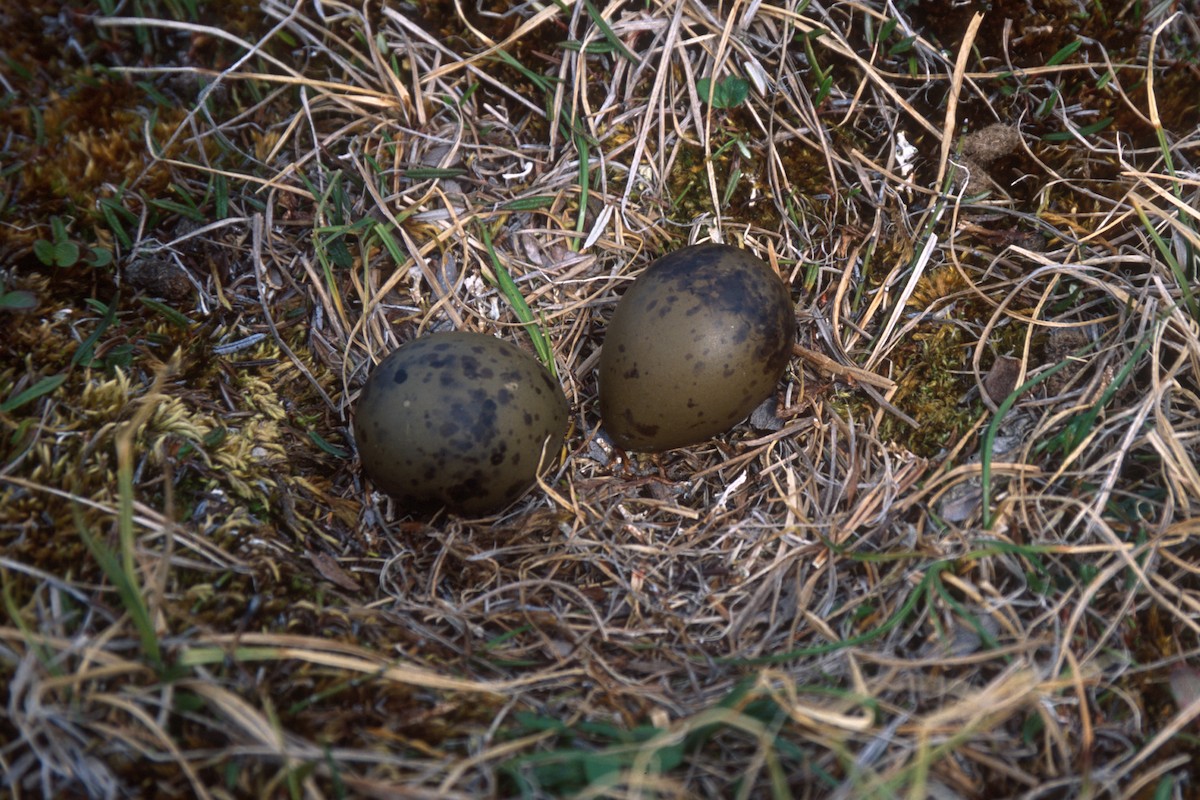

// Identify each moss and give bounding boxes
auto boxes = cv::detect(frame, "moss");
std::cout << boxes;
[0,271,354,614]
[665,109,830,231]
[0,75,187,248]
[880,324,975,457]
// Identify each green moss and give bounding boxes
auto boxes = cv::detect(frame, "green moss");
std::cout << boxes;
[665,109,829,230]
[880,324,975,457]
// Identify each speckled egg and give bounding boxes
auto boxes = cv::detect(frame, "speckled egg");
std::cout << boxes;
[599,243,794,452]
[353,332,569,515]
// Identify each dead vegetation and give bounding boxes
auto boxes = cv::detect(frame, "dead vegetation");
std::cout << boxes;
[2,0,1200,797]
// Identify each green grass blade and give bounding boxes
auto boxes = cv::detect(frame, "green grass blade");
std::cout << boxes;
[139,297,193,329]
[1,373,67,413]
[573,131,590,249]
[980,340,1102,529]
[72,296,118,366]
[582,0,639,64]
[1045,39,1083,67]
[73,504,163,670]
[493,49,557,95]
[501,195,557,211]
[1133,200,1197,320]
[477,223,557,375]
[1043,116,1113,141]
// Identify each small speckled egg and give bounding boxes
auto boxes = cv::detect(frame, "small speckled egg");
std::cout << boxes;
[353,332,569,515]
[599,243,794,452]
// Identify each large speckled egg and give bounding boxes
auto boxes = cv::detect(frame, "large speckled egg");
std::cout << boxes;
[599,243,794,452]
[353,332,569,515]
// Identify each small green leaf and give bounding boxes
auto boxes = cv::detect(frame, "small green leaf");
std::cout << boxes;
[103,343,135,372]
[148,197,205,220]
[52,240,80,267]
[87,246,113,268]
[697,75,750,109]
[34,218,81,266]
[722,166,742,208]
[324,235,354,269]
[814,74,834,104]
[889,35,916,56]
[493,49,558,94]
[33,239,56,266]
[50,216,69,243]
[0,289,37,311]
[582,751,625,782]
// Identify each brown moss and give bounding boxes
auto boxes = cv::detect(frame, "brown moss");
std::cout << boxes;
[0,75,191,242]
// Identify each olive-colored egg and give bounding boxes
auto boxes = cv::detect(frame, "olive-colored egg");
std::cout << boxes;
[599,243,794,452]
[353,332,569,515]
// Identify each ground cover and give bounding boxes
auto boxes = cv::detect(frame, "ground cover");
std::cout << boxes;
[2,1,1199,797]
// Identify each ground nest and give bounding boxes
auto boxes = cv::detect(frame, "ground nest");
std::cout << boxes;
[2,1,1200,797]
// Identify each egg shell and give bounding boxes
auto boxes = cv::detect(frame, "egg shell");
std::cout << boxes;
[353,332,568,515]
[598,244,794,452]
